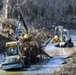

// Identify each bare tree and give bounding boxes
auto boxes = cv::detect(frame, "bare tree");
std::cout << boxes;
[5,0,9,19]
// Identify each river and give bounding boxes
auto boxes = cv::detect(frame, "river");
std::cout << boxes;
[0,35,76,75]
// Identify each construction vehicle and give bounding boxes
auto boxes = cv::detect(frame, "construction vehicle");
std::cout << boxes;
[50,26,74,47]
[1,6,31,70]
[1,7,51,70]
[1,41,23,70]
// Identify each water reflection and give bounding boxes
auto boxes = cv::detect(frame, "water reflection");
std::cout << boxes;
[0,55,64,75]
[44,43,74,58]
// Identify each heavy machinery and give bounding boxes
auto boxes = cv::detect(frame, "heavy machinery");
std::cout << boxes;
[1,7,30,70]
[1,7,51,70]
[1,42,23,70]
[51,26,74,47]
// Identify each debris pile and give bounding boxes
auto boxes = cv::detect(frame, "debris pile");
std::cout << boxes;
[0,18,54,52]
[0,19,17,39]
[0,19,17,52]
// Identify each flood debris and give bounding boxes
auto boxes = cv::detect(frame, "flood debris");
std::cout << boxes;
[0,18,54,52]
[0,19,17,52]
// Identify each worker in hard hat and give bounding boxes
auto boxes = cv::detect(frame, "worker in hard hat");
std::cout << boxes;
[19,33,39,67]
[23,34,39,48]
[22,33,39,54]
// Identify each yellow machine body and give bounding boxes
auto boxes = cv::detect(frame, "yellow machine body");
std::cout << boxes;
[6,42,18,47]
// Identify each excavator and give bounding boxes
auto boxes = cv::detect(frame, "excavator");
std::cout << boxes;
[50,26,74,48]
[1,7,26,70]
[1,7,51,70]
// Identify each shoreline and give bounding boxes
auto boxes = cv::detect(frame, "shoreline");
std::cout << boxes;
[51,46,76,75]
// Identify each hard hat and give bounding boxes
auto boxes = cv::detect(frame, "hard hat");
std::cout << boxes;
[54,35,58,39]
[23,34,31,39]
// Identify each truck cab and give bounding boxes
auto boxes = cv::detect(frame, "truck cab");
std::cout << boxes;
[1,42,23,70]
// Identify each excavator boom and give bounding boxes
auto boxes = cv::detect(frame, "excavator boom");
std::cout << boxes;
[18,7,28,34]
[14,7,28,40]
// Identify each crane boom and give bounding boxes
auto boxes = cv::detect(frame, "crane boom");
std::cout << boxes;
[14,16,21,40]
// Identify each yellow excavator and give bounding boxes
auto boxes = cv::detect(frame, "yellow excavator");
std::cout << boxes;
[1,7,27,70]
[1,7,51,70]
[50,26,74,48]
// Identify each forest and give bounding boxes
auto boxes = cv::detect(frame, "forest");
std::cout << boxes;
[0,0,76,29]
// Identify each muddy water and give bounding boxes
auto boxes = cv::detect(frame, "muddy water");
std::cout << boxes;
[0,58,63,75]
[0,35,76,75]
[44,43,75,58]
[0,45,75,75]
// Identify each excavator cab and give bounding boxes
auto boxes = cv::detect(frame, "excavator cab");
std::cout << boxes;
[1,42,23,70]
[6,42,19,56]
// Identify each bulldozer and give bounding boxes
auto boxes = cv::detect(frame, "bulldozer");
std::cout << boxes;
[50,26,74,48]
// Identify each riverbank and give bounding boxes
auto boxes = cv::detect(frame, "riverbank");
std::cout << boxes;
[51,46,76,75]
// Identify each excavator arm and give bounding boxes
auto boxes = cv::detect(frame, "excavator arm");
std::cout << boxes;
[18,7,28,34]
[14,7,28,40]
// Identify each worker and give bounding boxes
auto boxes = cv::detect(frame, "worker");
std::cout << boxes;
[23,34,39,50]
[18,33,39,67]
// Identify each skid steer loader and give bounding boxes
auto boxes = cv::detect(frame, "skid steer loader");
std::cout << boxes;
[50,26,74,48]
